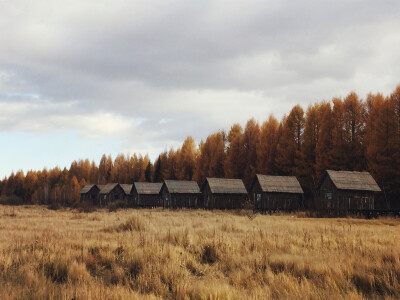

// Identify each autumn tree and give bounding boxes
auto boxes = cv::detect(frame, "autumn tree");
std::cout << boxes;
[242,119,260,187]
[301,103,320,192]
[256,115,279,176]
[89,160,99,184]
[390,86,400,202]
[224,124,245,179]
[98,154,113,184]
[365,87,400,205]
[195,132,226,184]
[24,170,39,203]
[343,92,366,170]
[111,154,128,183]
[275,105,305,177]
[364,94,393,197]
[176,137,197,180]
[166,148,178,180]
[70,176,81,205]
[329,98,347,170]
[315,101,333,179]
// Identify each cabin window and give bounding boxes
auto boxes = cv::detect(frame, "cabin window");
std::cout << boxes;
[256,194,261,202]
[91,194,96,199]
[104,195,106,200]
[325,192,332,200]
[114,194,120,200]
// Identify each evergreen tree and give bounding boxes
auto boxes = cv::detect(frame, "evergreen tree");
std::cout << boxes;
[145,161,152,182]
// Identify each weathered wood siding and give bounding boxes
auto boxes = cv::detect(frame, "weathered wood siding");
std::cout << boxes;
[251,180,301,210]
[100,185,126,206]
[134,193,162,207]
[124,193,133,204]
[161,186,198,208]
[80,186,100,205]
[203,183,246,209]
[161,186,171,207]
[318,176,375,211]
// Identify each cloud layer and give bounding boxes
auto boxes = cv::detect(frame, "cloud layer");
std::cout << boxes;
[1,0,400,176]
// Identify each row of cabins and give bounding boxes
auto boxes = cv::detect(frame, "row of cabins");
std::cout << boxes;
[80,170,382,212]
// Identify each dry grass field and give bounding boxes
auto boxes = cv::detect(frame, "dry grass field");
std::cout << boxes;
[0,205,399,299]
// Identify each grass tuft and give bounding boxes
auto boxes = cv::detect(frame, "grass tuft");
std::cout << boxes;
[201,244,219,264]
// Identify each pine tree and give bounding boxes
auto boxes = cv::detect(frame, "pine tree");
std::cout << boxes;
[153,155,163,182]
[145,161,152,182]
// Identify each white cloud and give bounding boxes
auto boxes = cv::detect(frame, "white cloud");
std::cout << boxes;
[0,100,135,140]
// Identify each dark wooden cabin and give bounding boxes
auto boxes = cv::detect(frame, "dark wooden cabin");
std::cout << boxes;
[201,178,247,209]
[161,180,200,208]
[80,184,100,204]
[250,174,304,211]
[317,170,381,212]
[120,184,133,203]
[132,182,163,207]
[99,183,125,206]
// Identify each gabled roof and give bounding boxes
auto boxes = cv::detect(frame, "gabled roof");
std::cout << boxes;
[134,182,163,195]
[80,184,99,194]
[120,184,133,195]
[325,170,381,192]
[203,178,247,194]
[99,183,120,194]
[254,174,304,194]
[163,180,200,194]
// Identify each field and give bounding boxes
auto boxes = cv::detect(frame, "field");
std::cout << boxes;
[0,205,399,299]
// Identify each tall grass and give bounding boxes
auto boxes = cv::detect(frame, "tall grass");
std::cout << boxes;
[0,205,399,299]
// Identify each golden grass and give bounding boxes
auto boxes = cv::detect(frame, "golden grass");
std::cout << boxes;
[0,205,399,299]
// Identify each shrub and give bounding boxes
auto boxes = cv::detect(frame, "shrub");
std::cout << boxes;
[127,259,143,279]
[201,244,218,264]
[44,260,69,283]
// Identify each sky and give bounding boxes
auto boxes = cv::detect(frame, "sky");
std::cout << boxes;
[1,0,400,178]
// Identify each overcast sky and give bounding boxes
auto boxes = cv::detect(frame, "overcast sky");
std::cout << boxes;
[1,0,400,178]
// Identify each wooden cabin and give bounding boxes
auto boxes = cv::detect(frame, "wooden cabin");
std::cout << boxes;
[99,183,125,206]
[161,180,200,208]
[250,174,304,211]
[80,184,100,204]
[132,182,163,207]
[120,184,133,204]
[317,170,381,212]
[201,178,247,209]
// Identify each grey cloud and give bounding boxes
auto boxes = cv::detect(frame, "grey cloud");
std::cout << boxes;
[0,0,400,160]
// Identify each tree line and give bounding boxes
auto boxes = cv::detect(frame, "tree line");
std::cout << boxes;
[1,86,399,207]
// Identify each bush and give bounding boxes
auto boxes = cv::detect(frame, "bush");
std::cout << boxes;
[201,244,218,264]
[44,260,69,283]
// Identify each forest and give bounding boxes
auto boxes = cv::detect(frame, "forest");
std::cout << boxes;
[1,86,399,207]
